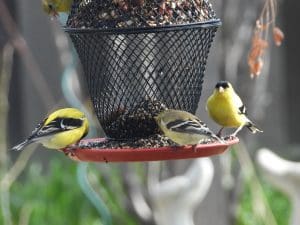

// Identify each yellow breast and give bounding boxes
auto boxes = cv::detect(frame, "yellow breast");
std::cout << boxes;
[41,127,86,149]
[206,93,246,128]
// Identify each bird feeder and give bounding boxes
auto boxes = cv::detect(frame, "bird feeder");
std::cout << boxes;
[63,0,238,162]
[63,137,239,162]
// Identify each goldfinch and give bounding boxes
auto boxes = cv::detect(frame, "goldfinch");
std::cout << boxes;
[206,81,263,136]
[42,0,73,16]
[155,109,223,145]
[12,108,89,151]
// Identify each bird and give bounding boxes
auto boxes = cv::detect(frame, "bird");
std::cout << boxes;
[206,80,263,137]
[42,0,73,17]
[12,108,89,151]
[154,109,224,145]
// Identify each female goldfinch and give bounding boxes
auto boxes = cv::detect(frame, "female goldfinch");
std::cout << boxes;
[155,109,223,145]
[42,0,73,16]
[12,108,89,151]
[206,81,263,136]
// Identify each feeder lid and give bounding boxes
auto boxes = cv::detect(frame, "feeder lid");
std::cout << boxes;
[63,137,239,162]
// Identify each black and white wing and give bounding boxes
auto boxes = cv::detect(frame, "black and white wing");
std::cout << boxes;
[166,118,224,143]
[166,118,212,135]
[29,117,84,140]
[233,93,247,115]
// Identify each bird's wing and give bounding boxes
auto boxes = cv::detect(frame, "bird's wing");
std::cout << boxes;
[233,94,247,115]
[30,118,47,136]
[30,117,84,139]
[166,119,211,135]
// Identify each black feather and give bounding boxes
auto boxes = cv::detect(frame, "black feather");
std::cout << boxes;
[29,117,83,140]
[239,105,247,115]
[166,119,210,135]
[215,81,230,89]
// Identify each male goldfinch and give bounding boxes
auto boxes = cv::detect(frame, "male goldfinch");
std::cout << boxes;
[155,109,223,145]
[12,108,89,151]
[206,81,263,136]
[42,0,73,16]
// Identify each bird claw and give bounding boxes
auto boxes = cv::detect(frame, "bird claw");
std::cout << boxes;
[192,144,198,152]
[62,145,77,157]
[170,144,180,152]
[227,134,237,141]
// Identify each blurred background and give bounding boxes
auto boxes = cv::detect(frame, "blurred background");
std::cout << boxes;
[0,0,299,225]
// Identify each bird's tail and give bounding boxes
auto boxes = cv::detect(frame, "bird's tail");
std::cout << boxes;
[246,121,263,134]
[11,139,32,151]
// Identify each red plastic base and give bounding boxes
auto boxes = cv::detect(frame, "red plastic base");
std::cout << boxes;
[63,137,239,162]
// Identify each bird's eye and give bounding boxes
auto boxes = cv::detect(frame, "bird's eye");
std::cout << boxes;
[222,83,229,89]
[48,4,53,9]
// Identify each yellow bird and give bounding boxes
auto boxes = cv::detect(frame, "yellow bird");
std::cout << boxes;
[12,108,89,151]
[206,81,263,136]
[155,109,223,145]
[42,0,73,16]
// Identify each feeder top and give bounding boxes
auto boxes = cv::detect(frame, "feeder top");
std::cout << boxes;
[66,0,220,29]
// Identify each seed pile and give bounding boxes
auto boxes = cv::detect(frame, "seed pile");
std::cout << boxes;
[103,99,168,139]
[67,0,216,29]
[80,134,175,149]
[79,134,222,149]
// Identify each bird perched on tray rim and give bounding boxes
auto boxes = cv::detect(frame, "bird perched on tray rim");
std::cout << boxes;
[155,109,223,145]
[206,80,263,136]
[12,108,89,151]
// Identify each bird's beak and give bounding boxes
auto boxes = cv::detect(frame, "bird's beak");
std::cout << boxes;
[218,87,224,93]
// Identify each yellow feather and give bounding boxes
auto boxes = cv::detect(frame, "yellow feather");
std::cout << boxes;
[155,109,222,145]
[206,81,262,135]
[206,89,248,128]
[42,0,73,15]
[12,108,89,151]
[42,108,89,149]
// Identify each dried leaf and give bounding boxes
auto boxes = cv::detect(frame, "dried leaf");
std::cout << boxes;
[273,27,284,46]
[249,37,268,59]
[249,57,264,78]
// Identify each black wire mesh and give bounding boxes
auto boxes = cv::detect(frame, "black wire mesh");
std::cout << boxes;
[66,20,220,139]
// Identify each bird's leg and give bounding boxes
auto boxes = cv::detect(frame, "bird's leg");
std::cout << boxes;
[62,146,76,156]
[217,127,224,137]
[170,143,181,152]
[192,144,197,152]
[214,135,225,144]
[231,125,244,137]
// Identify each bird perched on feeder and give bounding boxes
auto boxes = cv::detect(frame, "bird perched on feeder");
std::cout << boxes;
[206,81,263,136]
[12,108,89,151]
[155,109,224,145]
[42,0,73,17]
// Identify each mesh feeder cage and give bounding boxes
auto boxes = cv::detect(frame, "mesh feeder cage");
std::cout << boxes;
[62,0,239,162]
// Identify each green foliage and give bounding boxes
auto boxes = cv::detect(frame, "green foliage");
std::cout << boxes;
[94,166,138,225]
[236,180,291,225]
[3,156,138,225]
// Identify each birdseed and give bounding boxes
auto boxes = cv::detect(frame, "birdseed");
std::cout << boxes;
[67,0,217,29]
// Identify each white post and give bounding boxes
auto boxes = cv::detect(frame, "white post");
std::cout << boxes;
[148,158,214,225]
[256,148,300,225]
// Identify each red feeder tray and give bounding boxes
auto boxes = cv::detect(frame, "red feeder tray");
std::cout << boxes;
[63,137,239,162]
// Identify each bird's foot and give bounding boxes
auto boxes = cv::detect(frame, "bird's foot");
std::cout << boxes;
[230,132,238,138]
[192,144,198,152]
[227,133,238,141]
[170,143,181,152]
[62,145,78,157]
